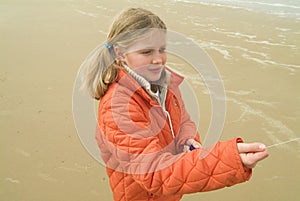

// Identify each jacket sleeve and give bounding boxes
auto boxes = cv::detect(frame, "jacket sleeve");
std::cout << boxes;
[98,94,252,197]
[136,139,251,195]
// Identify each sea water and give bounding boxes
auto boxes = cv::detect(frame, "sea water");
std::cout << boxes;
[175,0,300,20]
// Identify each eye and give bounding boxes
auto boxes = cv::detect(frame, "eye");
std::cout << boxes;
[159,47,166,53]
[140,49,153,55]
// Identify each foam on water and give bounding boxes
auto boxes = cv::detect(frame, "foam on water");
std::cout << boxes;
[193,37,299,72]
[242,53,300,72]
[199,41,233,60]
[212,28,257,39]
[245,39,296,48]
[175,0,300,20]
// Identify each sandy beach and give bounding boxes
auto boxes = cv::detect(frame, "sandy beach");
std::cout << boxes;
[1,0,299,200]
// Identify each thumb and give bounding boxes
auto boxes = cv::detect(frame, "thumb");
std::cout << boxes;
[237,142,266,153]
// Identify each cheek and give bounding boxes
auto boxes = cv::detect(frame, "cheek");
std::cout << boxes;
[126,55,151,68]
[162,54,167,64]
[123,55,137,67]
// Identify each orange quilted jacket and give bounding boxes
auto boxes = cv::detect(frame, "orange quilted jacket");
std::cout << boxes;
[96,67,251,201]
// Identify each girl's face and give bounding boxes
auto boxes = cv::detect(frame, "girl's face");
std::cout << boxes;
[120,31,167,82]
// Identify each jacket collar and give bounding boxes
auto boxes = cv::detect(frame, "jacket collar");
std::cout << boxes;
[116,64,184,106]
[122,63,160,100]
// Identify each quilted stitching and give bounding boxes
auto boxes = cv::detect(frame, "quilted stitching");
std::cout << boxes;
[96,68,252,200]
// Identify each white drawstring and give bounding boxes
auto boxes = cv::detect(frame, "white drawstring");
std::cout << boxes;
[122,63,175,139]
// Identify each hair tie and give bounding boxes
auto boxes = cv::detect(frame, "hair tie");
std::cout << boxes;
[104,43,112,49]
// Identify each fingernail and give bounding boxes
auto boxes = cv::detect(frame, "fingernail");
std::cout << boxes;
[259,144,266,150]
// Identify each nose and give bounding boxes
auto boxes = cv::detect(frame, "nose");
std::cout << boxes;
[152,51,163,64]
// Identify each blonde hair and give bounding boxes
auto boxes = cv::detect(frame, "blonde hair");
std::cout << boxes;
[81,8,167,100]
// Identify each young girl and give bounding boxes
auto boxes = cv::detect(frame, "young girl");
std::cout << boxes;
[81,8,268,201]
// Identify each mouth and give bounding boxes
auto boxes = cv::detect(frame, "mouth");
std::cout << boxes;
[148,66,163,73]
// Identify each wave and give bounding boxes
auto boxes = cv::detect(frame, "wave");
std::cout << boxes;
[212,28,257,39]
[174,0,300,19]
[242,53,300,72]
[199,41,233,60]
[246,39,296,48]
[193,40,299,72]
[230,0,300,10]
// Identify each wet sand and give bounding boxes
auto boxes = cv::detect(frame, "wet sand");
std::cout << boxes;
[1,0,299,200]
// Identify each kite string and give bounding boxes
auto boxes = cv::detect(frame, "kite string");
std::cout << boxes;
[266,137,300,148]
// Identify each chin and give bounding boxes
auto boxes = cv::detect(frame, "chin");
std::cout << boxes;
[148,74,162,82]
[149,68,166,83]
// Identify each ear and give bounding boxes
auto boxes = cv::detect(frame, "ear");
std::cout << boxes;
[113,46,125,62]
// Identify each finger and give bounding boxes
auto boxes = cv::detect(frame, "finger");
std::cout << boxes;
[183,145,190,153]
[237,142,266,153]
[253,150,269,162]
[186,139,195,146]
[240,150,269,168]
[192,141,202,148]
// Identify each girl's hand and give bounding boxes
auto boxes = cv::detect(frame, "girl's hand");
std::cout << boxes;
[237,142,269,168]
[183,139,201,153]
